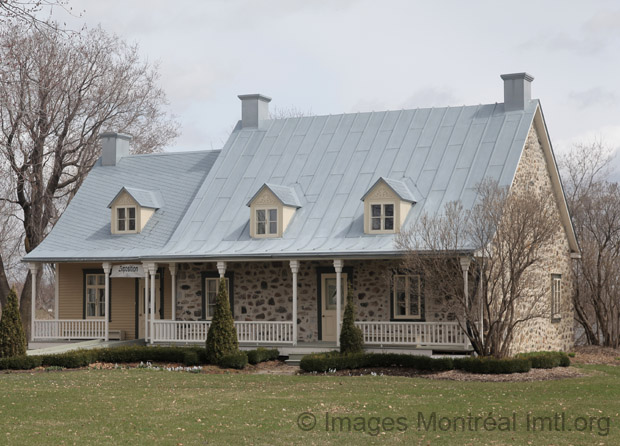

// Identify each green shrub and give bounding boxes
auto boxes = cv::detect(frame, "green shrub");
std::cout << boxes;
[515,351,570,369]
[340,282,364,354]
[38,350,96,368]
[568,352,576,358]
[0,355,42,370]
[247,348,279,365]
[299,352,454,373]
[205,279,239,364]
[182,350,200,366]
[218,351,248,369]
[0,288,27,358]
[453,356,531,374]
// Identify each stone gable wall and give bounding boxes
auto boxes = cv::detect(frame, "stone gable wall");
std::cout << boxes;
[507,123,574,354]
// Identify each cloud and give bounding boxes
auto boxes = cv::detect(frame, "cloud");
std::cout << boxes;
[519,33,606,56]
[401,87,459,109]
[568,87,618,108]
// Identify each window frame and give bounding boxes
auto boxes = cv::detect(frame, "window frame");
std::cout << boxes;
[201,271,234,320]
[367,200,397,234]
[203,277,231,320]
[85,273,106,319]
[551,274,562,321]
[391,274,422,320]
[116,205,138,234]
[253,205,279,238]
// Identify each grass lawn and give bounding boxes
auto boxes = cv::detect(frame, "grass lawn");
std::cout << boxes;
[0,364,618,445]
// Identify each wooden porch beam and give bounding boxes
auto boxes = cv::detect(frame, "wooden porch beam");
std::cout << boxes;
[169,263,177,321]
[102,262,111,342]
[290,260,299,346]
[28,262,39,343]
[334,259,344,347]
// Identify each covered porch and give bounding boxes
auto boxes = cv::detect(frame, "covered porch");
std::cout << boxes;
[30,258,474,352]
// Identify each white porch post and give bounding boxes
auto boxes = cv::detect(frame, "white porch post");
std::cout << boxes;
[28,263,39,342]
[102,262,111,342]
[148,263,157,344]
[54,263,59,320]
[459,257,471,307]
[169,263,177,321]
[290,260,299,346]
[217,261,227,278]
[334,259,343,347]
[142,263,150,342]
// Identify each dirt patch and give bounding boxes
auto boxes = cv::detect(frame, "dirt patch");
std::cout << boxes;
[306,366,589,382]
[571,346,620,365]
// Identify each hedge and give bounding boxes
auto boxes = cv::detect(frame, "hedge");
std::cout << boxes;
[247,348,279,365]
[218,351,248,369]
[515,351,570,369]
[300,352,539,374]
[0,355,42,370]
[453,357,531,374]
[300,352,454,373]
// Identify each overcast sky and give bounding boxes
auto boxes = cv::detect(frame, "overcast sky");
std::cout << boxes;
[52,0,620,159]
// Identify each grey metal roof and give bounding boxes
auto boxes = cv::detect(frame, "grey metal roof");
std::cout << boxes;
[163,101,539,259]
[246,183,302,208]
[107,186,163,209]
[360,177,416,203]
[25,100,543,262]
[24,150,219,261]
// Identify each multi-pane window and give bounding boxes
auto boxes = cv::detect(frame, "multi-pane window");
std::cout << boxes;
[370,203,395,231]
[393,275,421,319]
[86,274,105,318]
[256,208,278,236]
[204,277,230,319]
[551,274,562,320]
[117,206,136,232]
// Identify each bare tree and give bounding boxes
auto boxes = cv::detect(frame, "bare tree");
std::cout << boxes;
[396,179,557,358]
[0,21,179,338]
[559,141,620,347]
[0,1,77,27]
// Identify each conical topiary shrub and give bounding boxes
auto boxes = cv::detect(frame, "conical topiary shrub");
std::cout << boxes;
[205,279,239,364]
[0,288,27,358]
[340,281,364,354]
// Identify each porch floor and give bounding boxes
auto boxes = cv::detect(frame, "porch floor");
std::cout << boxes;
[27,339,145,356]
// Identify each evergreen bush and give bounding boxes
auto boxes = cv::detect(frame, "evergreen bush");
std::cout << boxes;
[0,288,27,358]
[247,348,279,365]
[218,351,248,369]
[339,282,364,354]
[205,279,239,364]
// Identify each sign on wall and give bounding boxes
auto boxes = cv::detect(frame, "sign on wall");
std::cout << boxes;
[110,264,144,278]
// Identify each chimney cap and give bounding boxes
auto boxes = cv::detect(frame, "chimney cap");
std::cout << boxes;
[500,72,535,82]
[237,94,272,103]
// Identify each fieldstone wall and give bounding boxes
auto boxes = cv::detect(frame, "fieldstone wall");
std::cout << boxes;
[507,124,575,354]
[174,259,452,342]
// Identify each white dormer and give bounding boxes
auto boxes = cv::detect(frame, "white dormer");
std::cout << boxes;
[107,187,161,234]
[247,184,301,238]
[361,177,415,234]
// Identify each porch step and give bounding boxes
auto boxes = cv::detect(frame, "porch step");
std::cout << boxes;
[285,354,305,366]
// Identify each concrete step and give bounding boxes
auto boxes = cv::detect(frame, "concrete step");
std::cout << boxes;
[285,353,305,366]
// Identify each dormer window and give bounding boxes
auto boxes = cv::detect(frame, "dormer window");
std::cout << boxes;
[117,206,137,233]
[371,203,394,231]
[361,177,416,235]
[108,186,162,235]
[256,208,278,236]
[247,184,301,238]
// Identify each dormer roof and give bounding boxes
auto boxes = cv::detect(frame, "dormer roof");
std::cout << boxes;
[360,177,416,203]
[108,186,163,209]
[246,183,301,208]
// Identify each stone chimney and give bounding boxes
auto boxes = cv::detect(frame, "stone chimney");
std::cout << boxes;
[238,94,271,128]
[500,72,534,112]
[100,132,132,166]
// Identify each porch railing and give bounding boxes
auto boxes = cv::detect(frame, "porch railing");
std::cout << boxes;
[355,321,470,347]
[33,319,106,340]
[152,320,294,344]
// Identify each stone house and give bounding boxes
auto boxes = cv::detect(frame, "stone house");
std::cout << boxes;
[24,73,579,355]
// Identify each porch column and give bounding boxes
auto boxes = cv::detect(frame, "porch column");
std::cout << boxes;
[290,260,299,346]
[459,257,471,307]
[169,263,177,321]
[102,262,111,342]
[217,261,227,278]
[28,263,39,342]
[54,263,59,320]
[142,262,150,342]
[148,263,158,344]
[334,259,343,347]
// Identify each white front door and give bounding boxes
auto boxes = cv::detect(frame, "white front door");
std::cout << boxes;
[321,273,347,342]
[138,276,161,339]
